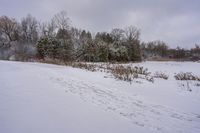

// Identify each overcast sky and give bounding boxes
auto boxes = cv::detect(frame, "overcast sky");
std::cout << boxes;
[1,0,200,48]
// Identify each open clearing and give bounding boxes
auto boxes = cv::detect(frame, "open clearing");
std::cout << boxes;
[0,61,200,133]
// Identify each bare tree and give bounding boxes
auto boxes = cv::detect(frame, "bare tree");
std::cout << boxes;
[40,19,57,38]
[53,11,71,30]
[21,14,39,44]
[110,28,125,44]
[0,16,19,42]
[124,26,141,61]
[124,26,140,42]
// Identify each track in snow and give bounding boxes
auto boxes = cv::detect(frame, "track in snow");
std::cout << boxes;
[51,75,200,133]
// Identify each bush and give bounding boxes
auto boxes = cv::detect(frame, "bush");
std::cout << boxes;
[133,66,150,76]
[174,72,200,81]
[154,71,169,80]
[110,65,153,83]
[110,65,138,82]
[37,37,60,59]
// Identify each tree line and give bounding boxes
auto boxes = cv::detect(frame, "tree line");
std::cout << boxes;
[0,11,199,62]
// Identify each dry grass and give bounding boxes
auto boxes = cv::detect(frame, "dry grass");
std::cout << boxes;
[71,62,97,72]
[110,65,138,82]
[37,60,171,83]
[65,62,154,83]
[147,57,177,62]
[110,65,154,83]
[38,58,66,65]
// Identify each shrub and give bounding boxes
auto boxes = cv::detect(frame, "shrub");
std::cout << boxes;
[110,65,153,83]
[110,65,138,82]
[154,71,169,80]
[133,66,151,76]
[37,37,60,59]
[174,72,200,81]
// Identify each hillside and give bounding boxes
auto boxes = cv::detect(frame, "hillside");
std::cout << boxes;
[0,61,200,133]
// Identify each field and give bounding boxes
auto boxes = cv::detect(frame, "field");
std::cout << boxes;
[0,61,200,133]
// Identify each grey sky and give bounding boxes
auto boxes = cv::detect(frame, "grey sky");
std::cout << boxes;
[0,0,200,48]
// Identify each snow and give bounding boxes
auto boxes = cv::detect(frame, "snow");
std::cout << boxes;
[0,60,200,133]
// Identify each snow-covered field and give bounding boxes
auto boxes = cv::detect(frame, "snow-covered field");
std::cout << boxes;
[0,60,200,133]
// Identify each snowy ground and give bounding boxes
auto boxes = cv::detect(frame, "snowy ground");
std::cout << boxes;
[0,60,200,133]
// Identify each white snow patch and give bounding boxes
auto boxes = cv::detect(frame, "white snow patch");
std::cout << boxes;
[0,61,200,133]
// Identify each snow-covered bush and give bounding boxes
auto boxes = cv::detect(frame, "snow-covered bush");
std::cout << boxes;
[154,71,169,80]
[174,72,200,81]
[108,44,129,61]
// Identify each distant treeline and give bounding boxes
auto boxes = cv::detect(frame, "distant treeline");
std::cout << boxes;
[0,11,199,62]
